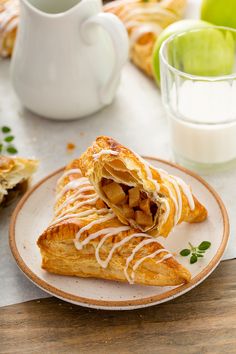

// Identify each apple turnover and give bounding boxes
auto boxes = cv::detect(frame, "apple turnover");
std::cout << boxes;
[104,0,187,78]
[80,136,207,237]
[0,0,19,57]
[0,155,38,206]
[37,158,191,286]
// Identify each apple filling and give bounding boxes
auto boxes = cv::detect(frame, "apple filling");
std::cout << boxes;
[101,179,159,228]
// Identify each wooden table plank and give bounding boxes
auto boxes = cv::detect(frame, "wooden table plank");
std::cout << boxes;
[1,259,236,354]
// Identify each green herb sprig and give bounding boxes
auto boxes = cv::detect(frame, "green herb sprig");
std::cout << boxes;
[180,241,211,264]
[0,126,18,155]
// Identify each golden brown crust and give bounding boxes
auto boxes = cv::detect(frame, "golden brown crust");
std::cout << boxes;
[79,136,207,237]
[0,0,19,57]
[103,0,187,78]
[38,222,190,286]
[0,155,38,175]
[0,155,38,205]
[37,157,191,286]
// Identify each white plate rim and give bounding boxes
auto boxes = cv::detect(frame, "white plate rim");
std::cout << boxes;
[9,157,230,309]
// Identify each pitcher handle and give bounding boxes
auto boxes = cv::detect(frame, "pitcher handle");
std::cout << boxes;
[81,13,129,105]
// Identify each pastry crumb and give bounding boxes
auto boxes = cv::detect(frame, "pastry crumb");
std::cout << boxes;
[66,142,76,153]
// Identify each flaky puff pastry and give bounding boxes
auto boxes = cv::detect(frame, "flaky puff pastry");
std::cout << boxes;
[0,0,19,57]
[0,155,38,205]
[104,0,186,78]
[79,136,207,237]
[37,158,191,286]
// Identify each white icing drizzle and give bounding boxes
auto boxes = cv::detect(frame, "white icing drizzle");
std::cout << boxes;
[93,149,119,159]
[57,168,82,186]
[131,248,172,283]
[74,217,172,284]
[156,254,173,265]
[96,232,149,269]
[161,179,179,225]
[129,23,162,47]
[158,168,195,209]
[160,198,171,224]
[125,20,141,29]
[74,226,130,250]
[53,167,173,284]
[124,238,155,282]
[52,169,100,223]
[58,195,99,218]
[103,0,135,11]
[55,186,96,214]
[122,6,177,24]
[131,151,174,227]
[50,208,109,227]
[168,177,182,224]
[75,213,116,243]
[56,177,89,201]
[157,167,195,223]
[173,176,195,211]
[139,161,173,224]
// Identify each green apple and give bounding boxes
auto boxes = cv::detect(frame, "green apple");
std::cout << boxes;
[152,19,211,86]
[167,27,235,77]
[201,0,236,28]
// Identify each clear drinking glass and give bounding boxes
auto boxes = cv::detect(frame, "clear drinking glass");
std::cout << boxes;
[159,26,236,172]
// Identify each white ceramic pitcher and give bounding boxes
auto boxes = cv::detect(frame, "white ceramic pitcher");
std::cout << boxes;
[11,0,129,120]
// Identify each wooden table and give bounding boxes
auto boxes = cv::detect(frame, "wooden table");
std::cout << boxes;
[1,259,236,354]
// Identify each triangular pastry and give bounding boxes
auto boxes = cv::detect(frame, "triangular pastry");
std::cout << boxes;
[37,158,191,286]
[104,0,187,78]
[0,155,38,206]
[0,0,19,57]
[80,136,207,237]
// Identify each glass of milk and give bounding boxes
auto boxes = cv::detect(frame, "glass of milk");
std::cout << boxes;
[159,26,236,172]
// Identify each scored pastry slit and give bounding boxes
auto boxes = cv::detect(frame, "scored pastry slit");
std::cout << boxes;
[101,178,160,229]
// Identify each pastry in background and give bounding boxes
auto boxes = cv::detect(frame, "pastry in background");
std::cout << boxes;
[38,158,191,286]
[0,155,38,206]
[0,0,19,57]
[104,0,187,77]
[0,0,186,69]
[80,136,207,237]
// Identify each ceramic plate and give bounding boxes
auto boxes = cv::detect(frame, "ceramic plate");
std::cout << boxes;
[9,158,229,310]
